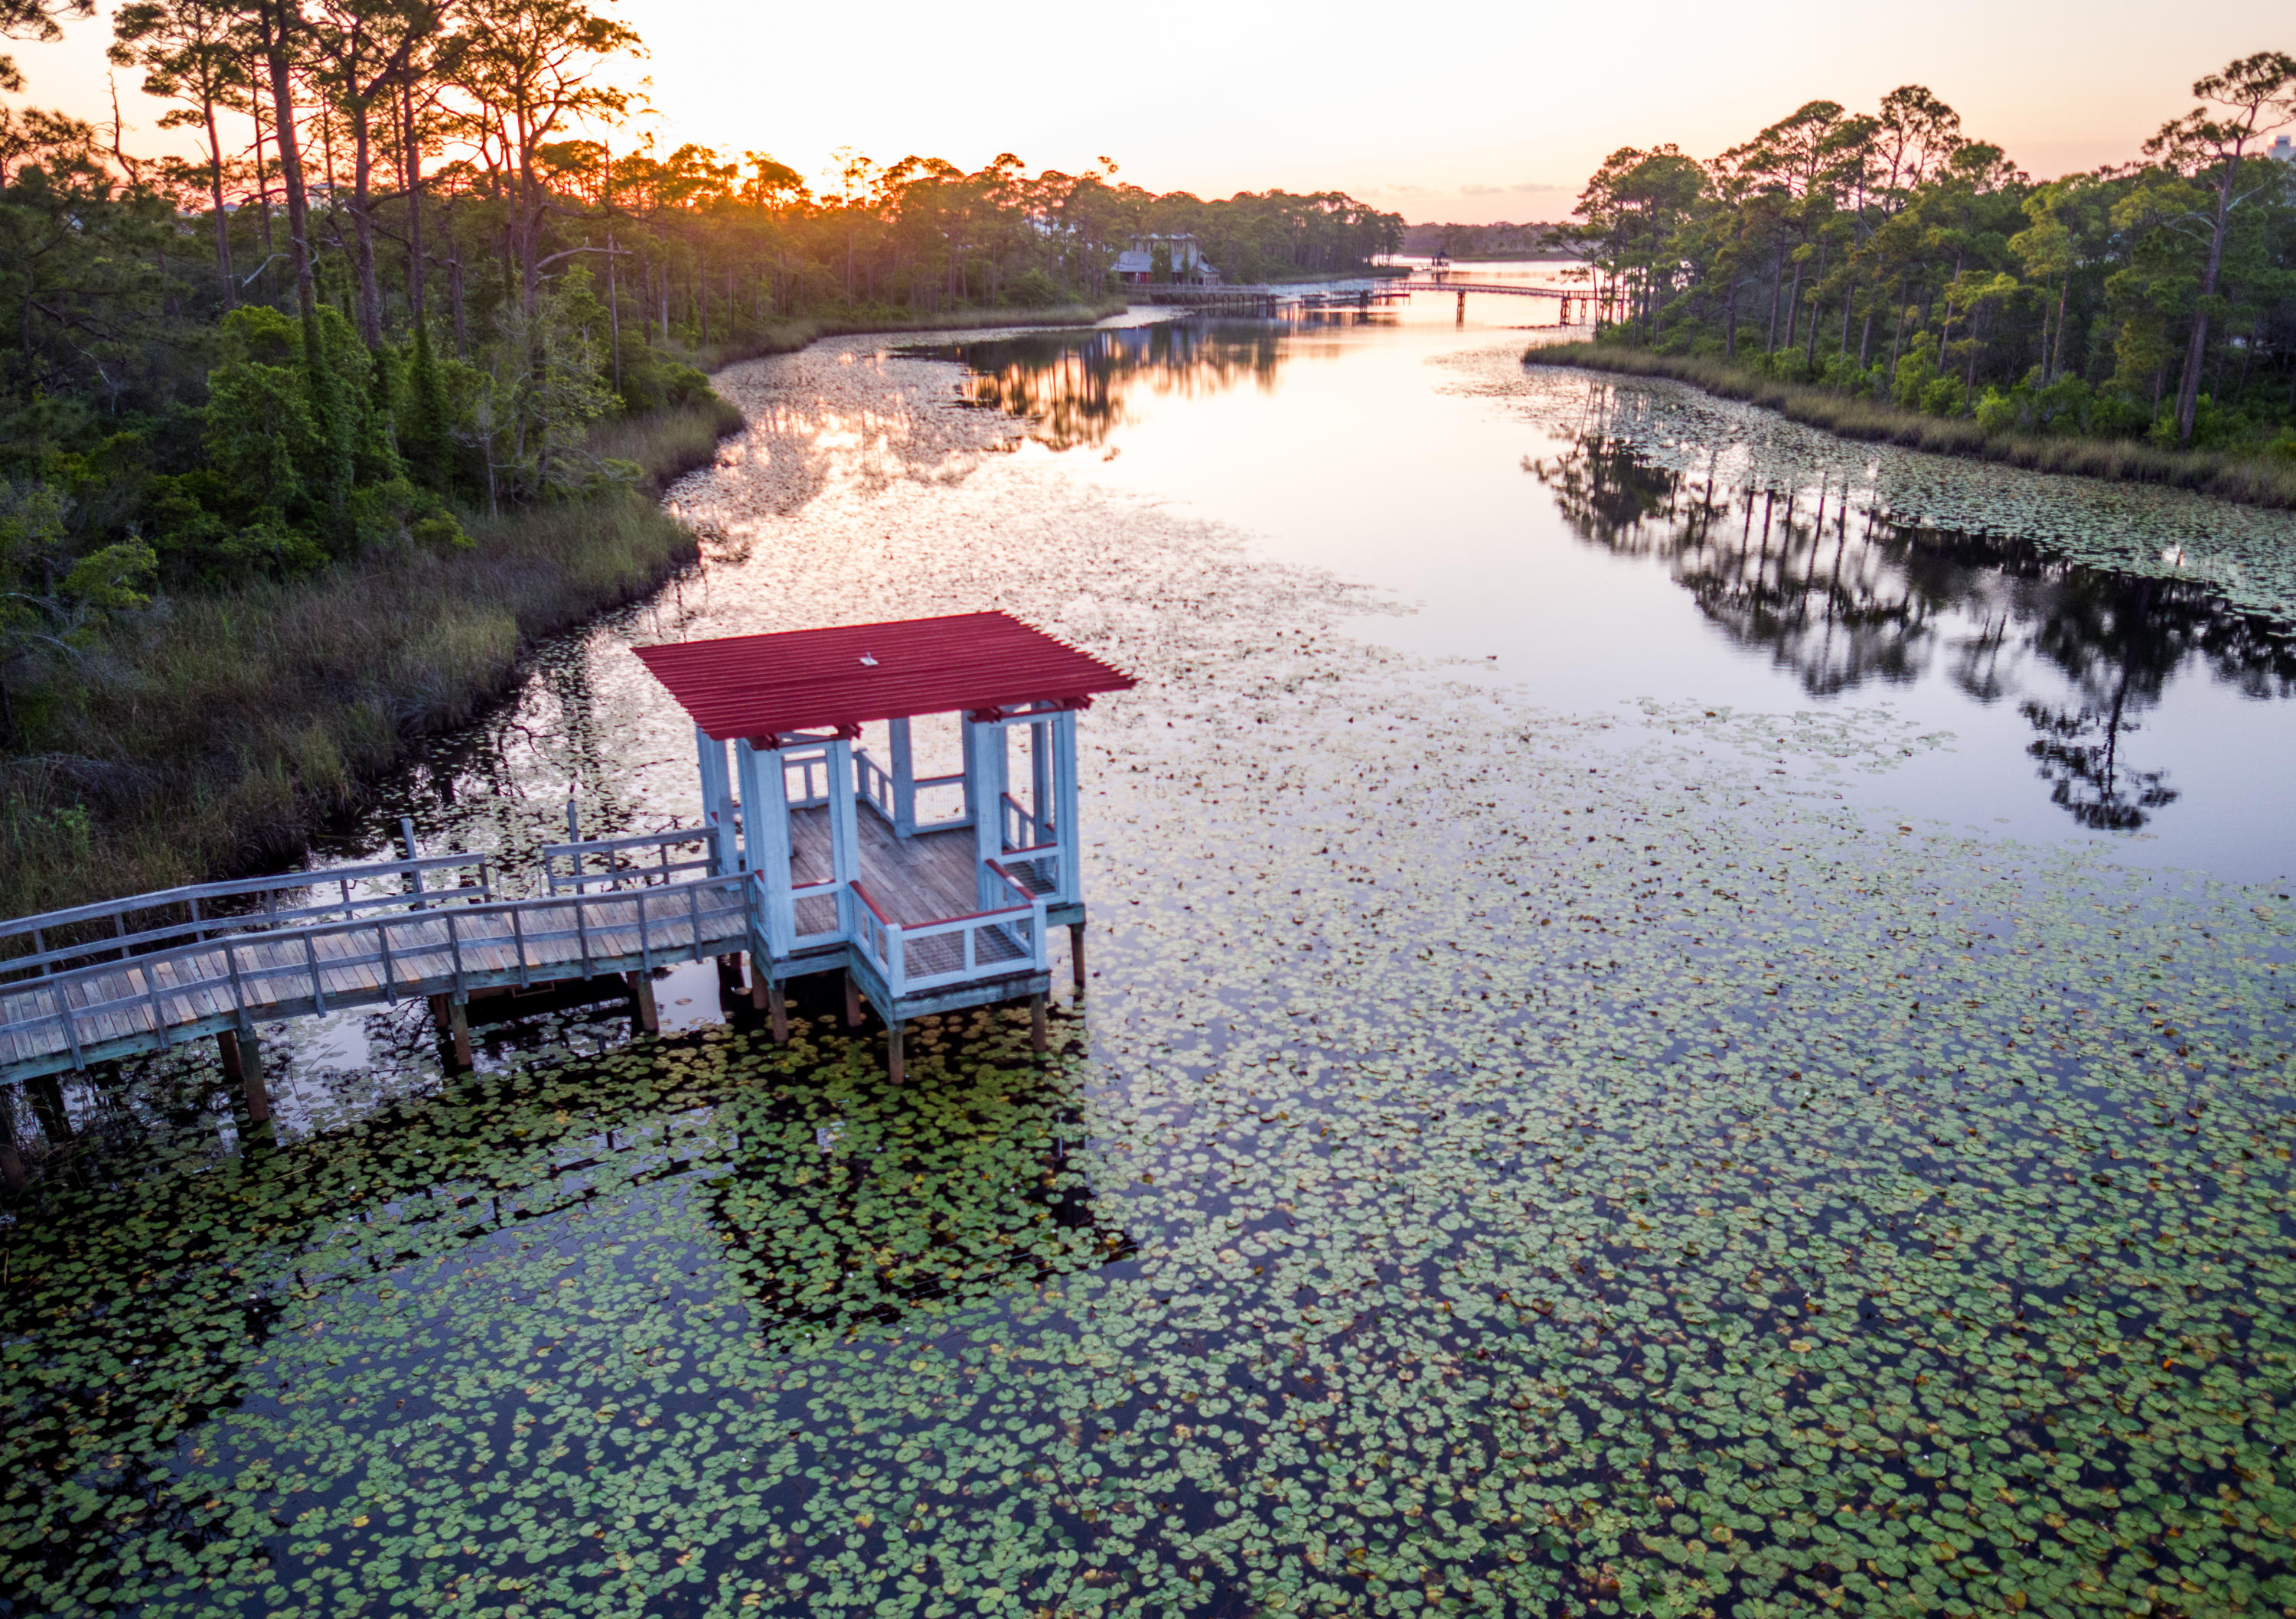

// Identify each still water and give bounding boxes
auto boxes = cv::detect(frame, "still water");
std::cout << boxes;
[923,295,2296,881]
[5,291,2295,1619]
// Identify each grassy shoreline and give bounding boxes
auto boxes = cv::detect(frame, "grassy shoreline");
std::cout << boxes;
[0,399,738,923]
[1525,343,2296,510]
[0,303,1141,924]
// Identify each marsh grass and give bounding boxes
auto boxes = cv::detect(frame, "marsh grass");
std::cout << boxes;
[0,401,734,922]
[1527,343,2296,510]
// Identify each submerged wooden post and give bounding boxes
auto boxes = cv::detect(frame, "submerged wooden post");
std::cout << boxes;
[1069,921,1087,992]
[887,1023,905,1084]
[218,1025,271,1125]
[1030,993,1049,1054]
[843,971,863,1028]
[27,1074,71,1142]
[0,1092,25,1193]
[445,997,472,1071]
[629,972,660,1036]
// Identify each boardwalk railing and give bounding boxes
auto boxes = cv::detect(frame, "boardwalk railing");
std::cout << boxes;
[543,827,718,894]
[0,854,496,986]
[848,861,1046,999]
[0,872,754,1080]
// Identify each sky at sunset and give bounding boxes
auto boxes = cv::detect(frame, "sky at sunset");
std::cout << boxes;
[9,0,2291,223]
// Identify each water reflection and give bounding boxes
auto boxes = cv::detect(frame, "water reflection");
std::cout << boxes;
[919,322,1293,451]
[1527,434,2296,832]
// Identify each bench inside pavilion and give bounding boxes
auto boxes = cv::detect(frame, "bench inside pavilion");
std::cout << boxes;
[634,611,1134,1080]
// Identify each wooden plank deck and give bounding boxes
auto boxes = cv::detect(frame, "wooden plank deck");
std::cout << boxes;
[789,809,981,924]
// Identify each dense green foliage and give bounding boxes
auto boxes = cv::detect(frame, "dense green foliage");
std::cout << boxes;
[1399,219,1567,260]
[1560,57,2296,455]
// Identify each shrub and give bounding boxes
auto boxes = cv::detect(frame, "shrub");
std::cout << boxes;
[1004,269,1062,308]
[1892,334,1938,410]
[618,358,714,415]
[1919,375,1965,416]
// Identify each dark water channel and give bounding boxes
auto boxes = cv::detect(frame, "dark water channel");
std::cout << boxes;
[5,295,2296,1619]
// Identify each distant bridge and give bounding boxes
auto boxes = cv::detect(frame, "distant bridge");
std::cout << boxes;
[1393,278,1617,321]
[1124,276,1614,322]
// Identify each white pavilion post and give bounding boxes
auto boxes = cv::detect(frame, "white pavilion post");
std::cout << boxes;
[1053,712,1081,905]
[889,716,917,839]
[957,713,980,830]
[967,713,1007,907]
[696,726,737,876]
[1029,718,1053,842]
[735,739,794,955]
[826,736,861,889]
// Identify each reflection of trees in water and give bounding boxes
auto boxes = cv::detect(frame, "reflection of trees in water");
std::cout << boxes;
[941,323,1287,451]
[1526,434,2296,831]
[707,1067,1132,1344]
[6,1034,1127,1595]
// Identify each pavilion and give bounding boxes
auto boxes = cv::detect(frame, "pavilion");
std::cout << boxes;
[634,611,1134,1080]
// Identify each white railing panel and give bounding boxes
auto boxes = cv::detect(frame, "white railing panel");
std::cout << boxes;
[855,749,896,825]
[781,748,832,810]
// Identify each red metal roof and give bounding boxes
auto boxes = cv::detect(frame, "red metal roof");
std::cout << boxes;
[633,611,1137,742]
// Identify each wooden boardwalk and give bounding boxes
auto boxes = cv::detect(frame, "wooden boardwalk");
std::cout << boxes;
[0,867,753,1083]
[0,803,1066,1093]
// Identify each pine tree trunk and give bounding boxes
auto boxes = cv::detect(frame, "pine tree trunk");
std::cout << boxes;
[400,78,424,325]
[349,104,382,346]
[204,103,235,308]
[2175,152,2241,443]
[250,92,276,301]
[260,1,316,320]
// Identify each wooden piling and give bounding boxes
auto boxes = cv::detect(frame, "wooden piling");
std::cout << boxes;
[767,979,789,1043]
[887,1023,905,1084]
[1031,993,1049,1054]
[27,1074,71,1142]
[445,998,472,1070]
[219,1027,270,1125]
[1069,922,1088,992]
[844,972,863,1028]
[0,1093,24,1194]
[629,972,660,1036]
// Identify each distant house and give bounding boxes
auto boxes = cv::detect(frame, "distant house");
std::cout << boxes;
[2274,135,2295,164]
[1110,234,1221,286]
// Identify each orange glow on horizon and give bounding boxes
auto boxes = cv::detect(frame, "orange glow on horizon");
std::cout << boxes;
[8,0,2289,223]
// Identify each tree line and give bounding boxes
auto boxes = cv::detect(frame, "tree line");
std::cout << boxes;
[1558,54,2296,453]
[0,0,1399,734]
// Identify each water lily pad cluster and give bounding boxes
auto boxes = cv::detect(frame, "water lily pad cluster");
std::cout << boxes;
[3,337,2293,1619]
